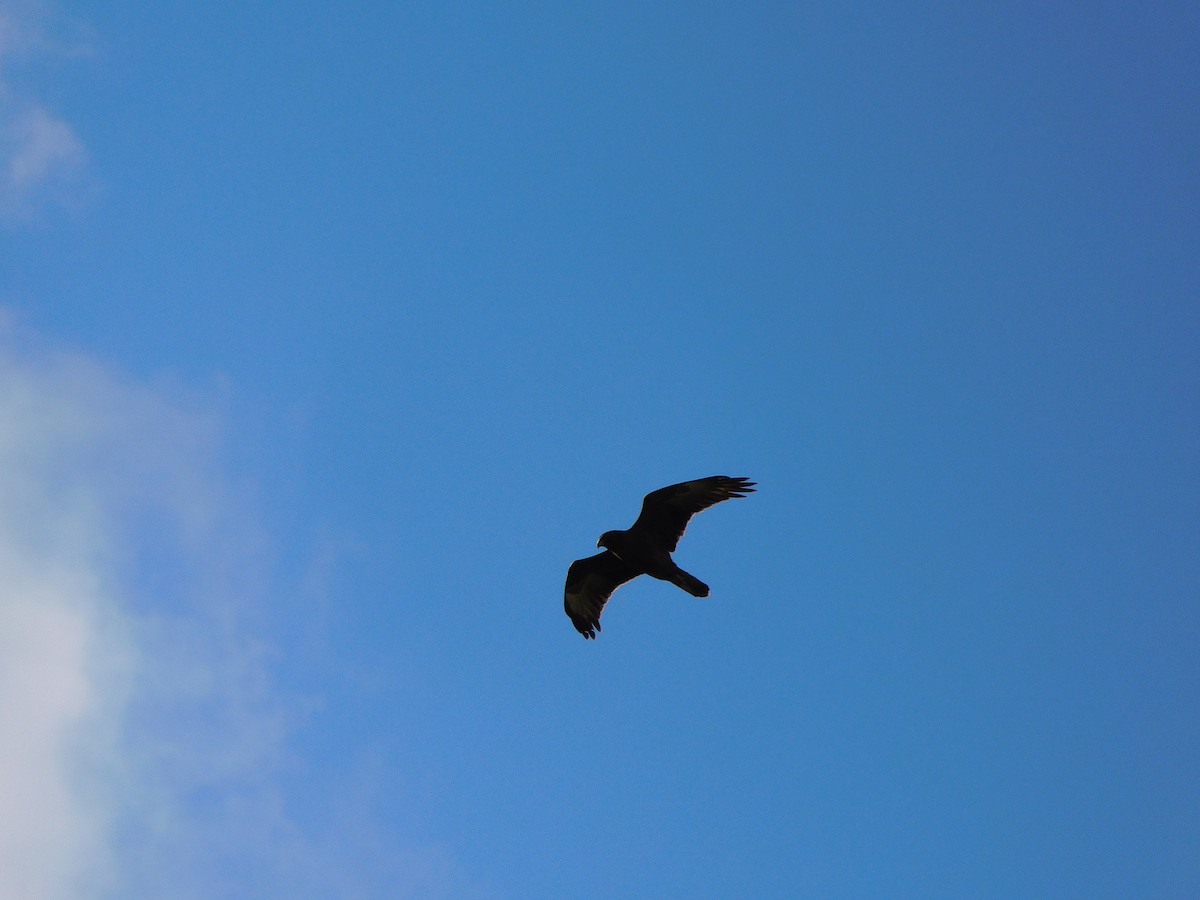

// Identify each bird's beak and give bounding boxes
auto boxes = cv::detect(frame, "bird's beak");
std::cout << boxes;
[596,538,603,548]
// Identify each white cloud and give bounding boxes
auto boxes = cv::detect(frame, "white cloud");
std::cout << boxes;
[0,319,490,899]
[4,104,84,184]
[0,342,132,900]
[0,562,121,899]
[0,2,92,218]
[0,323,256,899]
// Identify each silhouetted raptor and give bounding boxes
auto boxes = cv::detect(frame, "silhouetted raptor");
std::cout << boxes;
[564,476,756,638]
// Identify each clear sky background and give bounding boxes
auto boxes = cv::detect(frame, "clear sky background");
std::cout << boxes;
[2,2,1198,898]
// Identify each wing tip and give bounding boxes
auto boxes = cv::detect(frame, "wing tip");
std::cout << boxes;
[576,620,600,640]
[565,597,601,639]
[719,475,756,497]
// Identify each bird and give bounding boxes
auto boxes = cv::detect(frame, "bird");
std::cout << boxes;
[564,475,756,638]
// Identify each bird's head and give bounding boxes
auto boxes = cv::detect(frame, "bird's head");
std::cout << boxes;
[597,530,618,550]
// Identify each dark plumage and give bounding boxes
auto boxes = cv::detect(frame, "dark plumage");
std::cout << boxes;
[564,476,756,638]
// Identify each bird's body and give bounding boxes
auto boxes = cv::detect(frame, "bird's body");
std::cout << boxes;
[564,476,756,638]
[597,528,709,596]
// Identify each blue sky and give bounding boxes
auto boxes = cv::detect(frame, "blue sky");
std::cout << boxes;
[2,2,1198,897]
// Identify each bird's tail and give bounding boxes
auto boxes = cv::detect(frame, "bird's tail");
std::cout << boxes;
[672,567,710,598]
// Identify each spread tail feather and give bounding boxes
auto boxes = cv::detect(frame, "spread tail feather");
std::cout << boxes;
[672,568,710,598]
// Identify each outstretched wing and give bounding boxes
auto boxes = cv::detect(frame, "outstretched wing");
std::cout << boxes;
[631,475,757,552]
[564,551,640,639]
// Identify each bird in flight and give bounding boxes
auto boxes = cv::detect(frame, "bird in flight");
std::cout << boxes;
[564,475,756,638]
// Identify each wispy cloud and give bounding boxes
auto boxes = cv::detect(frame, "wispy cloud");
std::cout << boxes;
[0,2,92,218]
[0,318,267,898]
[3,103,85,186]
[0,318,488,899]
